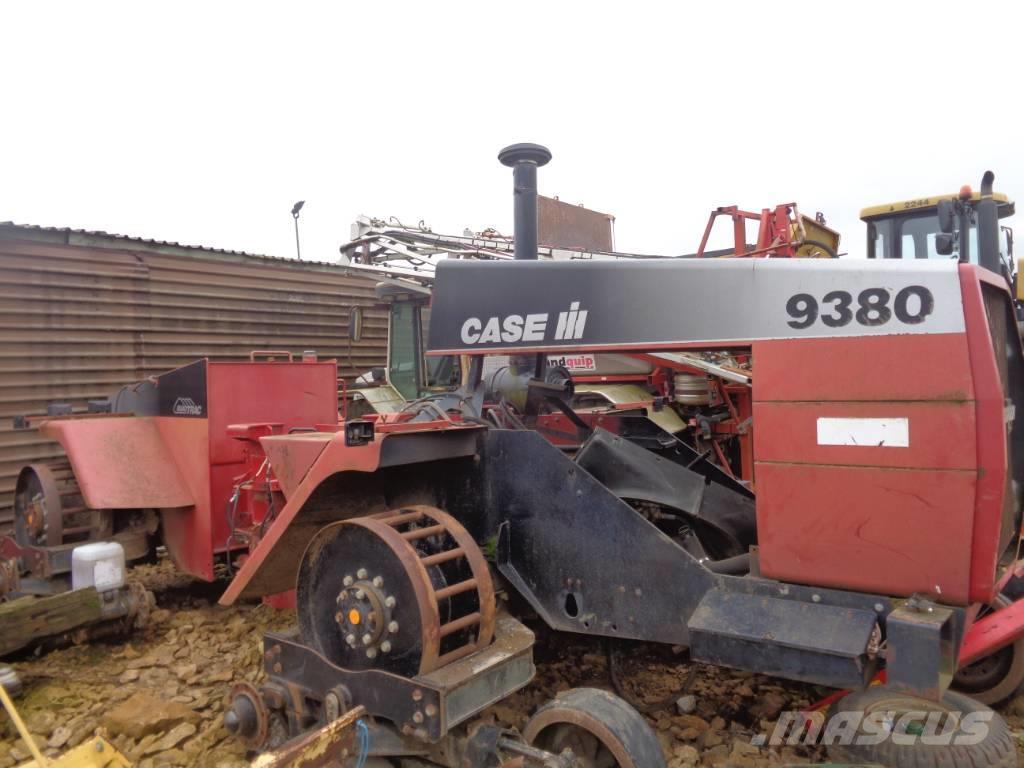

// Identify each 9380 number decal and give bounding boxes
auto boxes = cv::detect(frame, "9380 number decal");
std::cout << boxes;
[785,285,934,330]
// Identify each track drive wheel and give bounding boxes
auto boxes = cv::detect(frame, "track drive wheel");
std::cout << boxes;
[825,687,1018,768]
[13,462,111,547]
[524,687,666,768]
[297,506,495,677]
[952,595,1024,706]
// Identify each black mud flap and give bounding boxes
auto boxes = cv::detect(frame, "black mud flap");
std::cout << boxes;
[575,427,756,557]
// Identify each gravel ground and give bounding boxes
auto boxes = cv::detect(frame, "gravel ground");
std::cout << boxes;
[3,557,1024,767]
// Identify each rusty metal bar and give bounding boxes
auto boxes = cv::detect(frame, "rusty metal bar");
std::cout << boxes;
[433,578,478,601]
[420,547,464,567]
[439,611,481,638]
[401,524,447,541]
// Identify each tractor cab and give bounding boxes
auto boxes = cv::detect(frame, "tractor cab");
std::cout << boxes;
[861,188,1018,298]
[348,281,461,415]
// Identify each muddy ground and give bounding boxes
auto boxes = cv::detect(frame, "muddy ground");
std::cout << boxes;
[3,558,1024,767]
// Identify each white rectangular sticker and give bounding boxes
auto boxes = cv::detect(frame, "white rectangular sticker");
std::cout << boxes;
[816,417,909,448]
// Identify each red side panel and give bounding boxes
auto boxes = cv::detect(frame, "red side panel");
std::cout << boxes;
[757,463,975,601]
[155,417,213,580]
[41,418,194,509]
[204,361,340,559]
[961,266,1012,604]
[206,362,339,465]
[755,332,980,605]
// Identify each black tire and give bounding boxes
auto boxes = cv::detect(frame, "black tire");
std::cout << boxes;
[826,687,1018,768]
[524,687,666,768]
[952,595,1024,706]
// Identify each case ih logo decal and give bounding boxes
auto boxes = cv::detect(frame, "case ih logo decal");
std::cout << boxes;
[460,301,588,345]
[172,397,203,416]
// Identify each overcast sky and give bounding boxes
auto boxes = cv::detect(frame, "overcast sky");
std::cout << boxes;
[2,2,1021,261]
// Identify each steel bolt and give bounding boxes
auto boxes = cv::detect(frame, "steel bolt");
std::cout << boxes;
[357,568,368,579]
[366,647,378,659]
[380,641,391,653]
[385,596,396,608]
[372,576,384,587]
[388,620,399,634]
[425,704,437,717]
[874,603,884,613]
[346,634,356,646]
[413,711,424,724]
[355,589,365,600]
[362,633,372,646]
[335,611,344,623]
[343,575,354,586]
[812,594,821,603]
[412,689,423,702]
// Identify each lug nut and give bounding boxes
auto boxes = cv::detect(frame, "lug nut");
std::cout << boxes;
[385,596,396,608]
[343,575,354,586]
[372,576,384,587]
[380,640,391,653]
[357,568,368,579]
[346,634,356,646]
[388,621,399,634]
[362,633,372,646]
[366,647,378,659]
[354,589,365,600]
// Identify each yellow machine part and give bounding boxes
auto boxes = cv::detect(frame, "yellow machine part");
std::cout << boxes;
[18,739,132,768]
[1,684,131,768]
[859,190,1012,220]
[792,214,841,258]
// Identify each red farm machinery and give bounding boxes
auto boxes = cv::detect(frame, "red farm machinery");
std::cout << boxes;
[217,148,1024,768]
[4,144,1024,768]
[3,354,338,601]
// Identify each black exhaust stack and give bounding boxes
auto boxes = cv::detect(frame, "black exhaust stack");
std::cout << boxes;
[498,143,552,260]
[976,171,1000,275]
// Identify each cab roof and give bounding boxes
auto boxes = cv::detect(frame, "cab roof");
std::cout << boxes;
[860,192,1013,220]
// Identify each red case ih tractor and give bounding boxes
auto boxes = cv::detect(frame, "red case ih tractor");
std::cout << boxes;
[214,150,1024,767]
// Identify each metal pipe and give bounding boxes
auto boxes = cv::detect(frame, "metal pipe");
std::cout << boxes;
[498,143,552,260]
[976,171,1000,275]
[704,552,751,575]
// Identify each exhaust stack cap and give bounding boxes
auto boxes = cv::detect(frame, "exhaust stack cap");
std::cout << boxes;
[498,143,552,168]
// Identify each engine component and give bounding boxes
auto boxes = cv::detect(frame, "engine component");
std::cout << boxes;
[673,373,712,405]
[297,506,495,677]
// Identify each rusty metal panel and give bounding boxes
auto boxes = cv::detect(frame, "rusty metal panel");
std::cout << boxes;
[0,227,387,529]
[537,195,614,252]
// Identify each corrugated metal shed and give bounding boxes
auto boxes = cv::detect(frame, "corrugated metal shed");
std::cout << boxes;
[0,223,388,529]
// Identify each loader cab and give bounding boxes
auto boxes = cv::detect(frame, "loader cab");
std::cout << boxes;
[350,281,461,413]
[861,192,1017,298]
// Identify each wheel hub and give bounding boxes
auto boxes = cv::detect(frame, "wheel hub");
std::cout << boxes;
[297,505,496,677]
[334,571,399,658]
